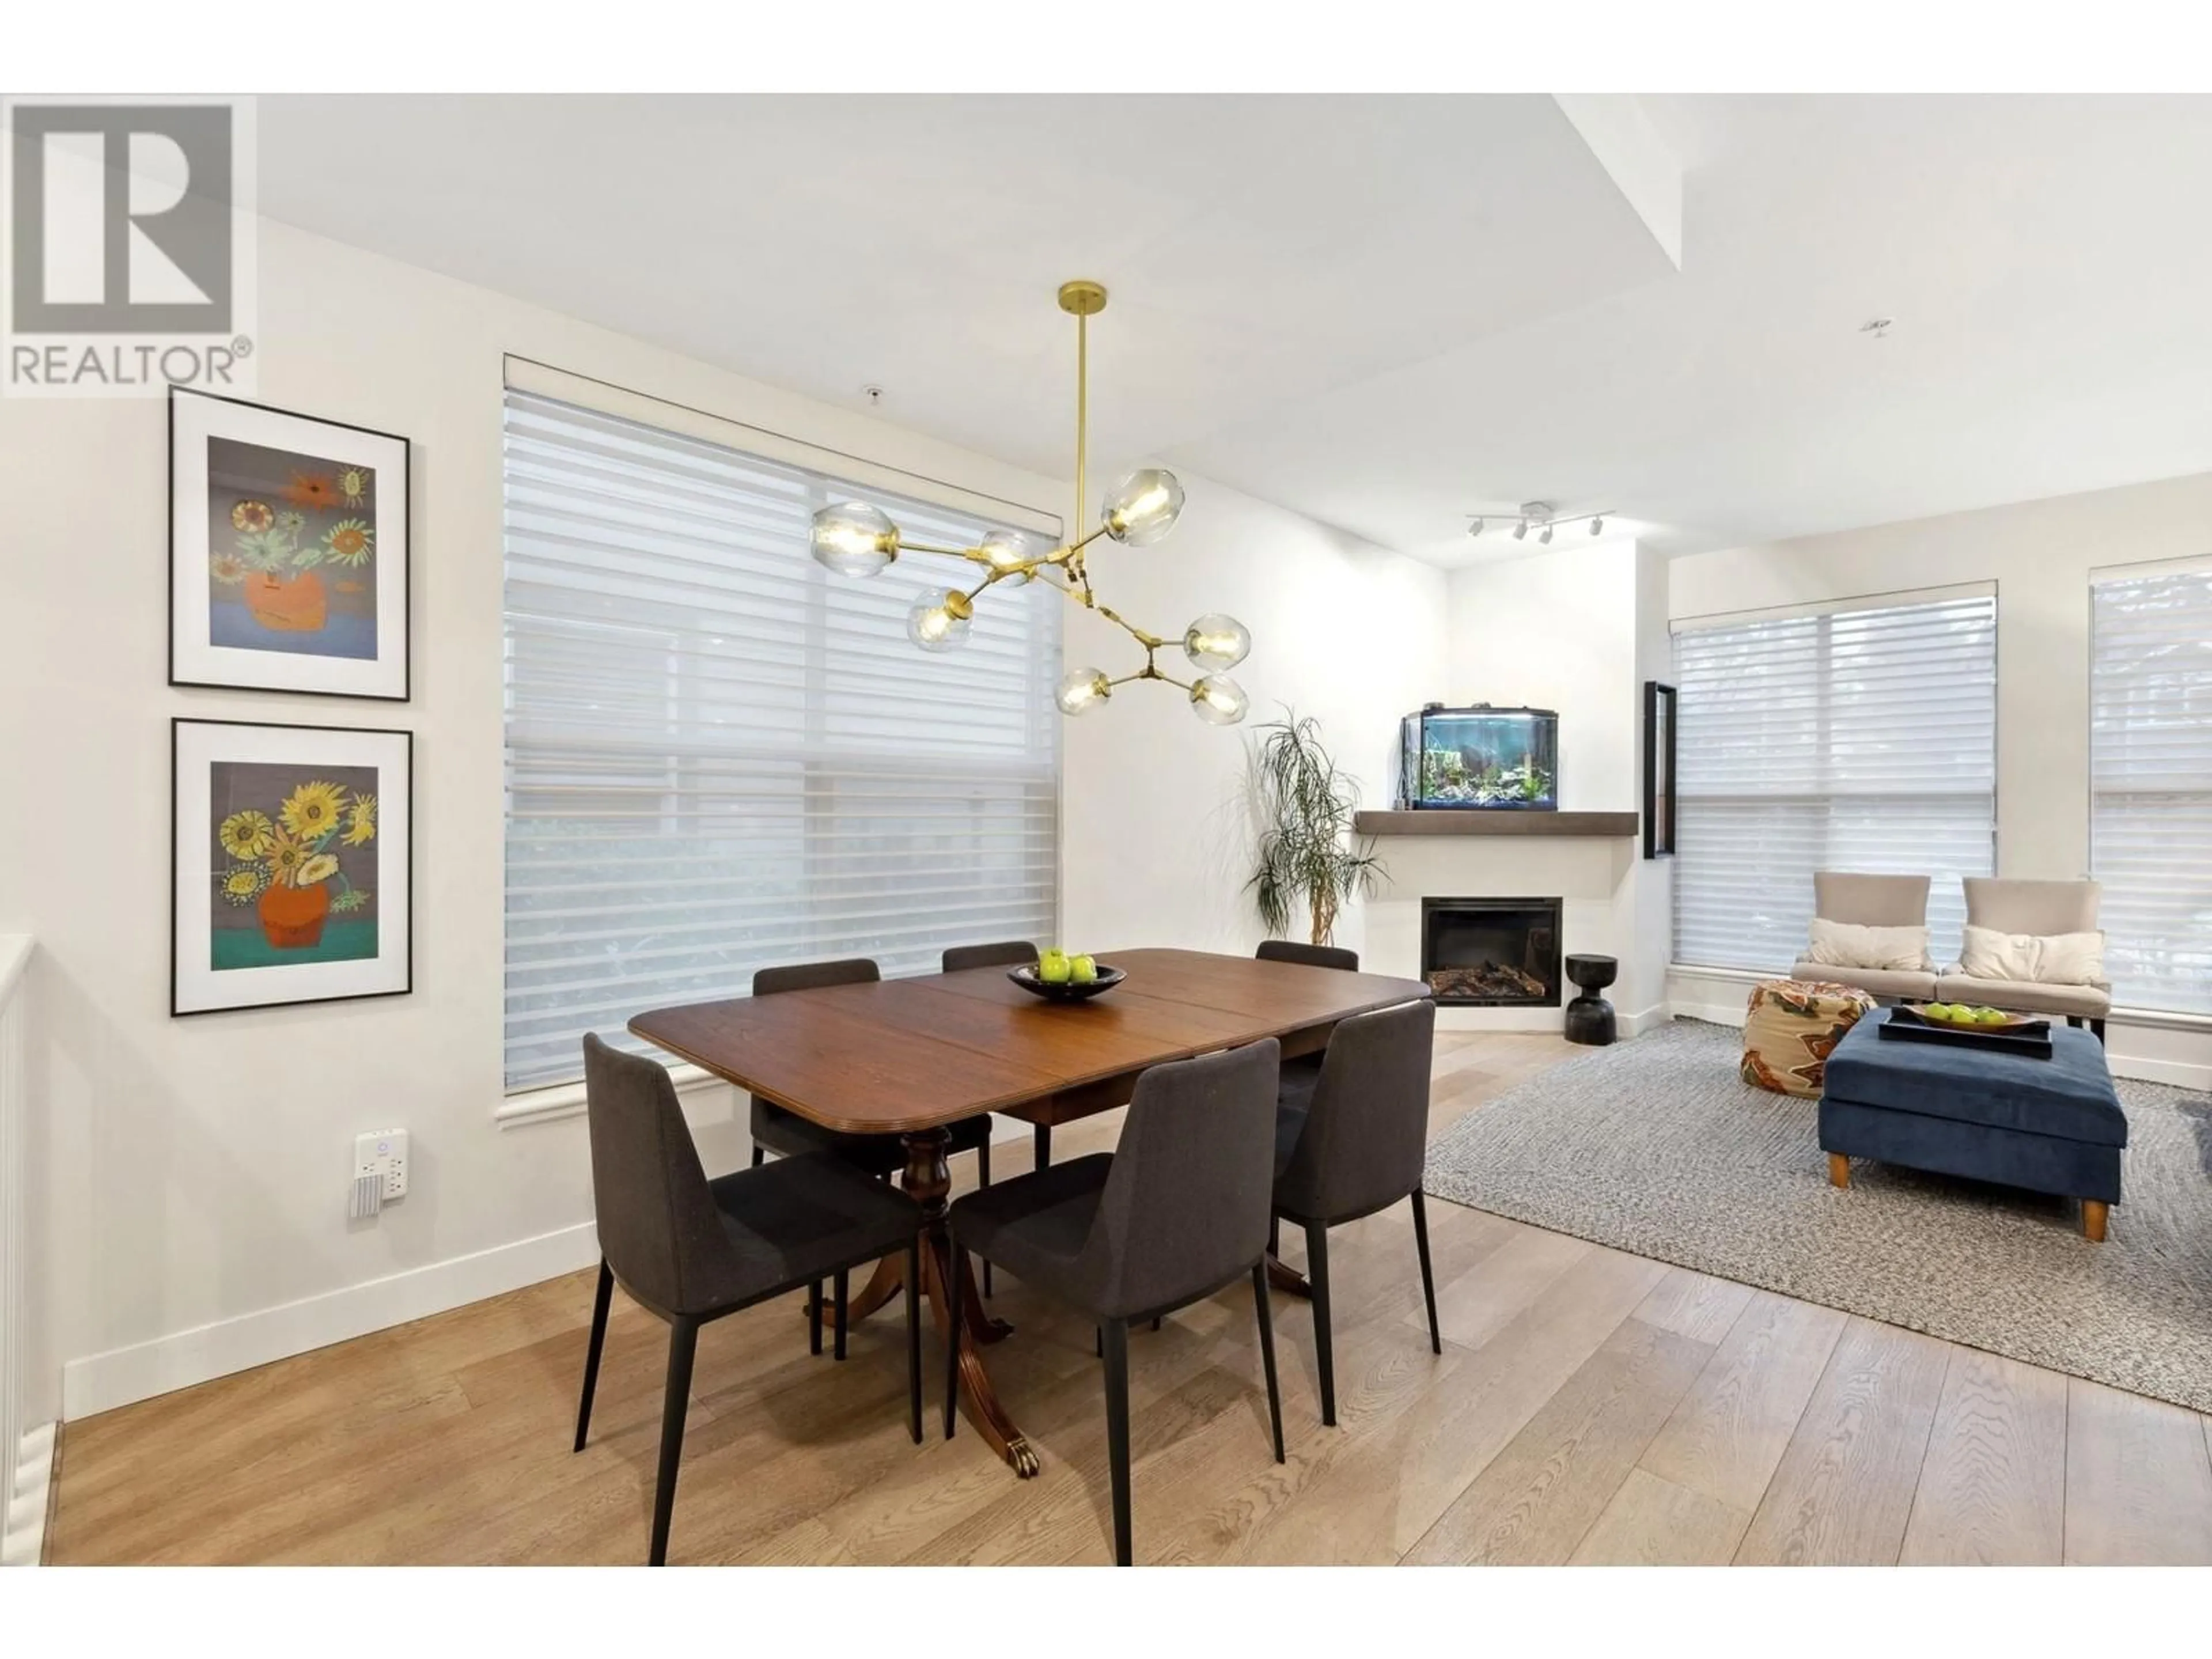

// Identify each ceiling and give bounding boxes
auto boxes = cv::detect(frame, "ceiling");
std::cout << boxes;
[258,94,2212,565]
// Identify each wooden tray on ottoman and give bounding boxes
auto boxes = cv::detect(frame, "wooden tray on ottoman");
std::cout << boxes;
[1880,1003,2054,1059]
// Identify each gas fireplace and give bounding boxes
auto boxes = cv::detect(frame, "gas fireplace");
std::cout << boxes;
[1421,896,1563,1006]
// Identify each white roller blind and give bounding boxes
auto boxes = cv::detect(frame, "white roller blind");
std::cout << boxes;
[2092,567,2212,1014]
[1672,593,1997,973]
[502,390,1062,1091]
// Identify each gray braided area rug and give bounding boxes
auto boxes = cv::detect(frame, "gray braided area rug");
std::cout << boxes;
[1424,1019,2212,1413]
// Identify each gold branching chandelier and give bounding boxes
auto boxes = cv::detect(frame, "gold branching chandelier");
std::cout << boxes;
[807,279,1251,725]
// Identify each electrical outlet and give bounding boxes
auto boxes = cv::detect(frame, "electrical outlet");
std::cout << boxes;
[354,1128,409,1205]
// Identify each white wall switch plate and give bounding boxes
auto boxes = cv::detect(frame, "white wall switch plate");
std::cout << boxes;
[354,1128,409,1203]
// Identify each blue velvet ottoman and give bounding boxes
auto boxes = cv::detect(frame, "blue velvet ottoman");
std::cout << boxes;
[1818,1009,2127,1241]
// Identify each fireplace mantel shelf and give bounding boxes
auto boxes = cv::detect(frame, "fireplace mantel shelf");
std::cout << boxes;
[1354,810,1639,838]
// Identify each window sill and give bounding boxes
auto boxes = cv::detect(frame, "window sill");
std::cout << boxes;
[496,1060,725,1130]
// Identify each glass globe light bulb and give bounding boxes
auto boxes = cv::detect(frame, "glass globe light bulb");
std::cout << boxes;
[810,501,899,577]
[978,528,1039,587]
[1055,666,1112,716]
[906,588,973,653]
[1100,468,1185,547]
[1189,673,1249,726]
[1182,612,1251,672]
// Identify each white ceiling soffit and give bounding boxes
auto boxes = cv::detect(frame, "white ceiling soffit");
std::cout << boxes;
[251,96,2212,569]
[1175,95,2212,567]
[253,93,1679,483]
[1552,94,1683,270]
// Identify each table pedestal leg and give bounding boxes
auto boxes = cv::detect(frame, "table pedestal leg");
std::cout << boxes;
[798,1151,1012,1342]
[1265,1251,1313,1300]
[901,1127,1037,1476]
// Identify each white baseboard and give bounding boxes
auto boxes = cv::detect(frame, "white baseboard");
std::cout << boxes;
[1438,1000,1669,1039]
[2,1422,55,1566]
[2113,1052,2212,1090]
[62,1221,601,1422]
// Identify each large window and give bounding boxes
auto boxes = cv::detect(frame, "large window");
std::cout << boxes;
[2091,567,2212,1014]
[1672,592,1997,972]
[502,389,1061,1090]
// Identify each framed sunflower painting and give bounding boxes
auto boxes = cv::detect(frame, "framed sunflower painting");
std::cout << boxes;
[173,718,412,1014]
[170,387,410,699]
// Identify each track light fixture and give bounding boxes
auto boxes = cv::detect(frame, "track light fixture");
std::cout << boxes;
[1463,499,1619,546]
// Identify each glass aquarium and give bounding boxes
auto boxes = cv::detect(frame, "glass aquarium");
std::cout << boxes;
[1398,704,1559,810]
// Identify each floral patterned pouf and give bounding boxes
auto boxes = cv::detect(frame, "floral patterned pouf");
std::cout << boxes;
[1740,979,1877,1098]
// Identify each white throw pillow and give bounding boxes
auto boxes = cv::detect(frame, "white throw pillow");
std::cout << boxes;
[1804,917,1934,973]
[1959,924,2106,986]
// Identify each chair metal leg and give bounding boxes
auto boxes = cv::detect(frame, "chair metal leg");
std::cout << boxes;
[1268,1213,1280,1257]
[944,1236,965,1440]
[573,1258,613,1452]
[1305,1221,1336,1426]
[905,1238,923,1444]
[1035,1122,1052,1170]
[1411,1188,1441,1356]
[1251,1262,1285,1464]
[833,1267,849,1361]
[649,1317,698,1566]
[1103,1317,1132,1566]
[808,1280,823,1357]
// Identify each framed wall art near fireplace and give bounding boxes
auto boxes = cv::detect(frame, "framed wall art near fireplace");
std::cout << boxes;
[170,387,411,699]
[172,718,413,1015]
[1643,679,1677,859]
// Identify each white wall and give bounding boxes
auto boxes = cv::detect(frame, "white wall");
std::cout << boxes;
[1666,472,2212,1088]
[1445,540,1646,813]
[1059,483,1448,960]
[0,217,1080,1418]
[0,216,1450,1418]
[1364,540,1671,1030]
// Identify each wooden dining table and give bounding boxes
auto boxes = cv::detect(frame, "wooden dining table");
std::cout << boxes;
[628,946,1432,1478]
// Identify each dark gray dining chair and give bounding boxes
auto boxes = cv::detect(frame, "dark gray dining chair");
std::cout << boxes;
[1256,939,1360,972]
[573,1034,925,1565]
[943,941,1043,1175]
[942,1039,1286,1566]
[749,956,999,1296]
[1273,997,1440,1426]
[1255,940,1359,1101]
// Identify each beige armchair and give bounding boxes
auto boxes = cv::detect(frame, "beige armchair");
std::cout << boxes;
[1791,872,1940,1002]
[1935,877,2111,1040]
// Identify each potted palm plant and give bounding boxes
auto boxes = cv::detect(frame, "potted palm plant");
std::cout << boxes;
[1246,711,1386,946]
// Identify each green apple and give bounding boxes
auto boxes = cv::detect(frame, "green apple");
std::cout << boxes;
[1921,1003,1953,1021]
[1039,949,1072,984]
[1070,954,1097,984]
[1976,1007,2008,1025]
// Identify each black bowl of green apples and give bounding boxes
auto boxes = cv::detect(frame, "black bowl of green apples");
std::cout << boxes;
[1008,948,1124,1003]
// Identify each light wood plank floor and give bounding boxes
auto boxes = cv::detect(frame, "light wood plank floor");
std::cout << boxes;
[47,1032,2212,1565]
